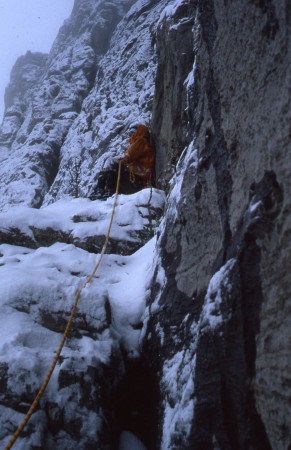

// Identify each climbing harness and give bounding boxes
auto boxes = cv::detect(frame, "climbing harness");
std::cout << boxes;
[4,162,122,450]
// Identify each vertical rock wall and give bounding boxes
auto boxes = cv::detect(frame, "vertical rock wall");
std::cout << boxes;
[145,0,291,449]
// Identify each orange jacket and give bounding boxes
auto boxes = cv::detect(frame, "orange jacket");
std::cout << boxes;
[122,124,155,182]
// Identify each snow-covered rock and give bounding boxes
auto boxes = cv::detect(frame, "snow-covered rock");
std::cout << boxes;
[0,0,135,211]
[0,0,290,449]
[0,206,161,449]
[0,189,165,255]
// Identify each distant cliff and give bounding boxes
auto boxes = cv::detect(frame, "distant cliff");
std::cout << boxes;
[0,1,290,449]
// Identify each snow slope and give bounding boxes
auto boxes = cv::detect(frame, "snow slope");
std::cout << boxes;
[0,189,164,449]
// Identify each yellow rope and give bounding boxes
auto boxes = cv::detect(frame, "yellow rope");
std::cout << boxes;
[4,161,122,450]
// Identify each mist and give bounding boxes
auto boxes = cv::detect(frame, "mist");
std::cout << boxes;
[0,0,74,121]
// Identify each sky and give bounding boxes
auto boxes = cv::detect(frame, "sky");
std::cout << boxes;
[0,0,74,122]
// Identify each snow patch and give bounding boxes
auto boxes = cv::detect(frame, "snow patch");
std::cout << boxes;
[185,56,197,90]
[199,259,236,332]
[167,140,198,220]
[161,348,196,450]
[103,236,158,357]
[158,0,187,25]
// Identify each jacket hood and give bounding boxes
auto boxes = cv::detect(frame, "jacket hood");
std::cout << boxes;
[132,123,150,139]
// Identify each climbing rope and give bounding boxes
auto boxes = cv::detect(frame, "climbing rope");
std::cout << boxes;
[4,161,122,450]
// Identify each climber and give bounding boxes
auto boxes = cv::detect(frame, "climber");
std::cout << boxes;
[119,123,155,188]
[89,123,155,200]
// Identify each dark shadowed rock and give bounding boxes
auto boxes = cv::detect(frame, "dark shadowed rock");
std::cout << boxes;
[144,0,291,449]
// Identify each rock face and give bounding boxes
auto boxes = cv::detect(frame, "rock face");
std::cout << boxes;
[0,0,290,449]
[0,0,134,210]
[145,1,290,449]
